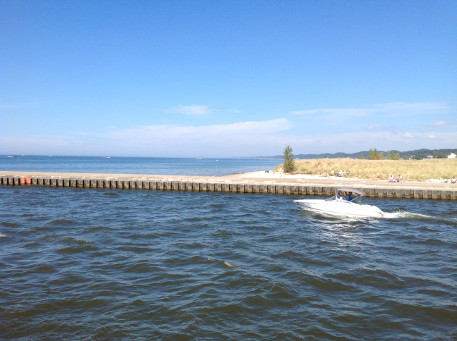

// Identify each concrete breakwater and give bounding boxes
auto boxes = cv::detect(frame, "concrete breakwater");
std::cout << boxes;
[1,171,456,200]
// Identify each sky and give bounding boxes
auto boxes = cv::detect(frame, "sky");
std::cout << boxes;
[1,0,456,157]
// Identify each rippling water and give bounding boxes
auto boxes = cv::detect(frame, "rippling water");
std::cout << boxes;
[0,155,280,176]
[1,186,456,340]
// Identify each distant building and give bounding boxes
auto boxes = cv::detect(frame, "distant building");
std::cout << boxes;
[448,153,456,159]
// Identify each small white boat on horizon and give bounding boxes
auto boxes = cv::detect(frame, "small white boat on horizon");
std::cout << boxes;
[294,187,384,218]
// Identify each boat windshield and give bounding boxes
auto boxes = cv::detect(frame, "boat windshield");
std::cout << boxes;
[335,188,365,202]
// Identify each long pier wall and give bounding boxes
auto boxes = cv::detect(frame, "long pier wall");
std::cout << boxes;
[1,172,456,200]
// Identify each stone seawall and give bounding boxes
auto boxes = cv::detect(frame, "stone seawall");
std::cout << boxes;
[1,171,456,200]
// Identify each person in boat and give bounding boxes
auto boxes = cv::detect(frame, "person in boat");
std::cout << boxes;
[335,188,364,204]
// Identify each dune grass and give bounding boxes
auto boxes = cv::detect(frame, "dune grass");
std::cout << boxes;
[275,158,457,181]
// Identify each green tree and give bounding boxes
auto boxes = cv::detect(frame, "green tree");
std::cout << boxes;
[386,151,400,160]
[368,148,376,160]
[360,154,365,160]
[283,145,295,173]
[369,148,384,160]
[432,151,447,158]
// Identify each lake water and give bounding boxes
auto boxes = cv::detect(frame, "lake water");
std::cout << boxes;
[1,157,456,340]
[0,155,281,176]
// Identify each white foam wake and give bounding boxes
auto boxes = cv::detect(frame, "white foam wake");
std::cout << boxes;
[382,211,433,219]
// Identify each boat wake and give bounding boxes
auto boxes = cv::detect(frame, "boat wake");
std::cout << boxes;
[300,207,436,221]
[382,210,436,220]
[382,210,457,226]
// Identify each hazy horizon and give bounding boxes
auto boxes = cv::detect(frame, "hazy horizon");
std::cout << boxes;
[2,147,456,160]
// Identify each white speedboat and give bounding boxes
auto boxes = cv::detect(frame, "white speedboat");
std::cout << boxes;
[294,187,384,218]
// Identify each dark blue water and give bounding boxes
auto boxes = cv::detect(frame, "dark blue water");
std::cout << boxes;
[1,185,456,340]
[0,155,280,176]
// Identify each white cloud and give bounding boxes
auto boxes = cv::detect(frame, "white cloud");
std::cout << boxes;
[2,115,455,157]
[168,105,212,116]
[286,130,457,155]
[1,118,295,157]
[291,102,449,117]
[100,118,293,157]
[291,107,369,116]
[368,124,380,130]
[432,121,448,126]
[371,102,448,112]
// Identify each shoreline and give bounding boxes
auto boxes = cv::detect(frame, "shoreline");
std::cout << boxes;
[1,169,456,189]
[223,171,457,189]
[1,170,456,200]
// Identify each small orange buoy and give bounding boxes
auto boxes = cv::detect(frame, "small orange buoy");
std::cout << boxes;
[20,177,32,185]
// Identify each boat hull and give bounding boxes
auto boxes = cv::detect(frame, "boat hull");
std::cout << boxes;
[294,199,384,218]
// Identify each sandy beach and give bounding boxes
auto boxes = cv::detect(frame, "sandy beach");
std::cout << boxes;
[222,171,456,190]
[2,170,455,191]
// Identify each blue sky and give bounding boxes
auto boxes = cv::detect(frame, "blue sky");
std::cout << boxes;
[1,0,456,157]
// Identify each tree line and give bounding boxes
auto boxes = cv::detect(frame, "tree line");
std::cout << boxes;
[361,149,400,160]
[290,148,455,160]
[362,149,450,160]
